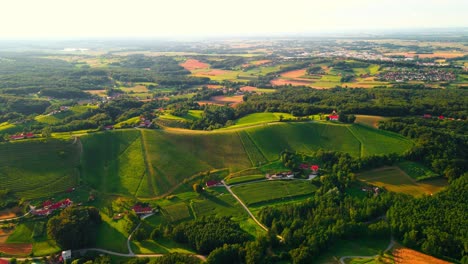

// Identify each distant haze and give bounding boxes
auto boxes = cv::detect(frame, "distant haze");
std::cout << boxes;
[1,0,467,39]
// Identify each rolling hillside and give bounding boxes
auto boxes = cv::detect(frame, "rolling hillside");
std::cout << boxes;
[79,122,412,197]
[0,139,80,199]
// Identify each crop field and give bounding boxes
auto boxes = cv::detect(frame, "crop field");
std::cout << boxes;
[392,244,451,264]
[237,131,267,166]
[225,175,265,185]
[397,161,439,181]
[141,129,251,195]
[198,95,244,106]
[159,110,203,122]
[355,115,387,128]
[0,139,80,199]
[358,167,448,196]
[191,188,246,219]
[180,59,209,71]
[35,105,97,125]
[80,130,149,197]
[347,124,413,157]
[230,112,294,128]
[315,238,390,264]
[231,180,317,206]
[163,203,192,222]
[245,122,361,160]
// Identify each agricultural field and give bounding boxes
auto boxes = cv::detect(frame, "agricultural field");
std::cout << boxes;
[391,244,451,264]
[35,105,98,125]
[228,112,294,128]
[224,175,265,185]
[358,167,448,197]
[197,95,244,106]
[158,110,203,122]
[231,180,317,206]
[347,124,413,157]
[397,161,439,181]
[0,139,80,199]
[238,131,268,166]
[80,130,150,197]
[315,237,390,264]
[140,129,251,195]
[355,115,387,128]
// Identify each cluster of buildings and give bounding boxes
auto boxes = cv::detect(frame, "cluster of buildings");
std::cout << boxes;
[138,116,153,128]
[47,106,70,116]
[9,132,35,140]
[205,180,222,188]
[266,172,295,180]
[31,198,73,216]
[423,114,462,121]
[378,69,456,82]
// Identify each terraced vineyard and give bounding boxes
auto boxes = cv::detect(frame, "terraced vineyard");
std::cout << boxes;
[0,139,80,199]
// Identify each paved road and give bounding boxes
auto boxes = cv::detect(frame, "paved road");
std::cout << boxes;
[221,180,269,232]
[0,210,31,223]
[339,238,395,264]
[1,213,206,262]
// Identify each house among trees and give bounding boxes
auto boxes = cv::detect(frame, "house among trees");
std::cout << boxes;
[328,110,339,121]
[423,114,432,118]
[9,133,35,140]
[138,116,153,128]
[206,180,222,187]
[32,198,73,216]
[104,125,114,130]
[132,204,153,215]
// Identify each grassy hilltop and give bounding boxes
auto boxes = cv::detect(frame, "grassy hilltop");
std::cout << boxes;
[79,121,412,197]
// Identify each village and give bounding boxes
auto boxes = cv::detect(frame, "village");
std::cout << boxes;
[378,68,456,82]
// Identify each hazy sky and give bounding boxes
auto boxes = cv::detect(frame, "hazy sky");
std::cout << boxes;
[1,0,466,38]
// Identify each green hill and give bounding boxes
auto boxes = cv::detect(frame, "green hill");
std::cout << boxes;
[79,122,412,198]
[0,139,80,199]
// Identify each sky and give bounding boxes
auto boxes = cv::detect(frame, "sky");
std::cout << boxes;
[0,0,467,39]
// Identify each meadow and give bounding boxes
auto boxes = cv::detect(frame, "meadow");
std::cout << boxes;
[397,161,439,181]
[231,180,317,206]
[358,167,448,197]
[0,139,80,199]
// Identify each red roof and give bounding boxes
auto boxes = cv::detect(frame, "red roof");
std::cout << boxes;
[9,135,25,140]
[206,180,220,187]
[43,200,53,207]
[311,165,319,171]
[438,115,444,120]
[329,115,339,120]
[25,133,34,138]
[132,205,152,213]
[0,258,9,264]
[423,114,432,118]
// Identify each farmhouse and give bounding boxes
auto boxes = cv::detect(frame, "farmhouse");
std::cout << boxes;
[32,198,73,216]
[311,165,319,174]
[132,205,153,215]
[328,115,339,121]
[9,133,35,140]
[104,125,114,130]
[267,172,294,180]
[206,180,222,187]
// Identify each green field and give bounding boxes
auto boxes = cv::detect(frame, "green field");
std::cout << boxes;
[80,130,150,197]
[347,124,413,157]
[397,161,439,181]
[245,122,362,160]
[315,238,390,264]
[141,129,251,195]
[35,105,97,125]
[359,167,448,197]
[158,110,203,122]
[0,139,80,199]
[80,122,413,198]
[228,112,294,128]
[162,203,192,222]
[225,175,265,185]
[231,180,317,206]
